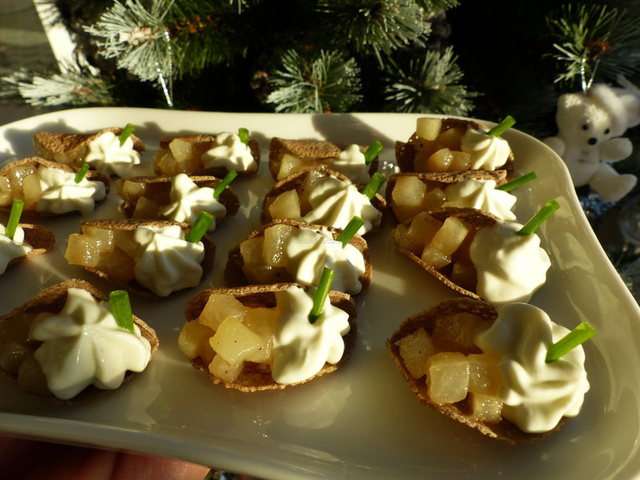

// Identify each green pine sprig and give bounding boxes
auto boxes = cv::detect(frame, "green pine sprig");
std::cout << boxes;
[266,49,362,113]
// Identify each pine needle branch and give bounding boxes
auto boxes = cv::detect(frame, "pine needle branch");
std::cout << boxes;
[0,66,115,107]
[266,49,362,113]
[383,46,476,115]
[547,4,640,89]
[317,0,431,65]
[84,0,176,84]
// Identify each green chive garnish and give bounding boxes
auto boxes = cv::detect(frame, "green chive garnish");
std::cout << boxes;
[74,163,91,184]
[186,211,214,243]
[545,322,596,363]
[6,199,24,240]
[213,170,238,199]
[496,171,537,192]
[336,216,365,247]
[361,172,386,200]
[364,140,383,165]
[517,199,559,235]
[487,115,516,137]
[238,127,249,146]
[309,267,335,324]
[119,123,136,146]
[109,290,135,333]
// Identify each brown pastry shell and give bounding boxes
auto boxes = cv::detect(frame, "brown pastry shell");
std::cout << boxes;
[184,282,357,392]
[386,297,566,443]
[0,278,158,403]
[224,218,372,298]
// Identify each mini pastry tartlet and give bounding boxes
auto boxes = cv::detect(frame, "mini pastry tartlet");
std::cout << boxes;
[386,170,510,224]
[392,206,550,305]
[269,137,378,184]
[0,221,55,274]
[387,298,589,443]
[116,174,240,228]
[261,169,386,235]
[396,117,515,178]
[0,279,158,402]
[0,157,110,216]
[179,283,357,391]
[153,132,260,177]
[33,127,145,177]
[65,219,215,298]
[224,219,372,297]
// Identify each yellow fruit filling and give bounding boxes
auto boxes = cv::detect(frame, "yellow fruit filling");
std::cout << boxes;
[396,312,503,423]
[65,226,140,283]
[411,119,471,173]
[178,293,279,382]
[393,212,477,291]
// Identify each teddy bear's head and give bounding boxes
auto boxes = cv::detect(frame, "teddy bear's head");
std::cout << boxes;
[555,91,615,151]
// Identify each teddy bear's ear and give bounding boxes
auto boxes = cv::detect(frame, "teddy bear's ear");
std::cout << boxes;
[589,84,628,136]
[556,93,588,125]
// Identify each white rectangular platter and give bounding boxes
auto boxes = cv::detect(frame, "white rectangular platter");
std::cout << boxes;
[1,107,639,480]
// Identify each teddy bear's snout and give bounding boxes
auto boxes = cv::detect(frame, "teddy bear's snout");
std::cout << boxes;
[588,137,598,146]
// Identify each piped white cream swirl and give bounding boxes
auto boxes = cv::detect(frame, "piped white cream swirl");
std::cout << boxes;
[271,285,350,384]
[0,224,32,274]
[36,167,106,215]
[202,132,257,172]
[85,131,142,177]
[470,221,550,305]
[302,176,381,234]
[158,174,226,230]
[442,179,516,220]
[284,226,366,295]
[29,287,151,400]
[461,129,510,170]
[133,224,205,297]
[474,303,590,433]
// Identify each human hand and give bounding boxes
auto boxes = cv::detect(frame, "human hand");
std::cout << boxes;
[0,436,210,480]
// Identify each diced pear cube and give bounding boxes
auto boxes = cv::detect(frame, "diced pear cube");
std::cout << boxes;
[449,151,472,170]
[393,212,442,256]
[113,230,140,259]
[198,294,248,331]
[426,148,454,172]
[268,189,301,220]
[240,237,265,267]
[467,353,502,395]
[431,312,484,354]
[397,327,436,379]
[278,153,304,180]
[65,234,103,267]
[103,246,136,283]
[422,216,471,269]
[22,174,42,211]
[0,176,12,206]
[392,176,427,223]
[82,226,115,251]
[416,118,442,141]
[393,176,427,208]
[437,127,464,150]
[210,316,267,365]
[469,393,503,423]
[426,351,469,405]
[242,306,279,364]
[421,187,446,211]
[430,216,471,256]
[209,354,244,383]
[263,224,295,267]
[178,320,215,364]
[451,259,477,291]
[132,196,160,219]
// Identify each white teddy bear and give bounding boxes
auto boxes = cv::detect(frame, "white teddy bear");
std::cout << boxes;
[544,82,640,202]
